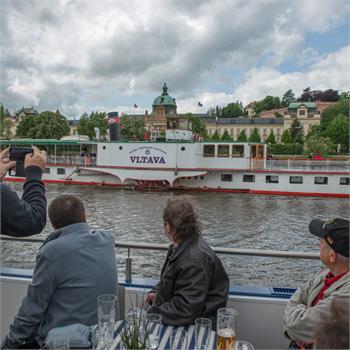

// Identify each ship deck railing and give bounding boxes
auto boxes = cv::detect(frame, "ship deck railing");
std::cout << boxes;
[46,156,350,173]
[1,236,319,285]
[266,159,350,172]
[47,155,96,167]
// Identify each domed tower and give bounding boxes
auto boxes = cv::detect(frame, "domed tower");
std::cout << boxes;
[152,83,177,117]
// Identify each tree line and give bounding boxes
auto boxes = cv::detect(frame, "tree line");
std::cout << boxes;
[0,88,348,155]
[207,88,348,118]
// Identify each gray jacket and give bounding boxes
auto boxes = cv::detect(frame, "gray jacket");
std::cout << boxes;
[284,269,350,343]
[149,236,229,326]
[7,223,117,345]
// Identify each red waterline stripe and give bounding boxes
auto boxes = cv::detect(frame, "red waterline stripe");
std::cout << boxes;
[249,189,349,198]
[4,177,348,198]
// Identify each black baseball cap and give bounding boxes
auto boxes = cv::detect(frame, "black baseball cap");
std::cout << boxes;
[309,218,349,258]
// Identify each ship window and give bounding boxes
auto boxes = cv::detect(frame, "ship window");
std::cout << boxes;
[57,168,66,175]
[340,177,349,185]
[43,168,50,174]
[181,146,186,151]
[232,145,244,158]
[200,176,204,180]
[221,174,232,182]
[266,175,279,183]
[119,146,123,150]
[243,175,255,182]
[290,176,303,184]
[218,145,229,157]
[314,177,328,185]
[102,146,106,150]
[203,145,215,157]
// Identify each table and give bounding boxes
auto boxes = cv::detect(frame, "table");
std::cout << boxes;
[111,321,217,350]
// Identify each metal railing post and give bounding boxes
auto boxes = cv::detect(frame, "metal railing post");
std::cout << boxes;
[125,248,132,284]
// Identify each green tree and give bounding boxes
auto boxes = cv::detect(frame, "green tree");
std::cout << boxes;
[266,130,276,144]
[17,111,69,139]
[320,99,349,132]
[281,129,291,144]
[188,114,208,139]
[221,102,244,118]
[339,91,350,101]
[281,89,296,107]
[324,115,349,152]
[306,135,335,156]
[248,127,261,142]
[254,96,281,114]
[16,114,37,137]
[211,130,221,141]
[274,112,283,118]
[0,104,12,138]
[289,118,304,143]
[77,111,108,140]
[221,129,233,141]
[237,130,247,142]
[121,116,145,140]
[306,125,322,140]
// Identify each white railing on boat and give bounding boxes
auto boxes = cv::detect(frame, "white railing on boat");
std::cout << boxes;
[0,236,319,284]
[47,155,96,166]
[267,159,350,172]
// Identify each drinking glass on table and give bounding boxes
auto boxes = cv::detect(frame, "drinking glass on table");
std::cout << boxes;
[144,313,161,350]
[170,327,188,350]
[48,336,69,350]
[97,294,117,350]
[195,318,212,350]
[217,308,238,350]
[234,340,254,350]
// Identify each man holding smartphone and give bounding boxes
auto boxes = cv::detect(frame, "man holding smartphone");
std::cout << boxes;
[0,146,47,237]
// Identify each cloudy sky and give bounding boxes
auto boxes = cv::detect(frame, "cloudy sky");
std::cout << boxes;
[1,0,349,118]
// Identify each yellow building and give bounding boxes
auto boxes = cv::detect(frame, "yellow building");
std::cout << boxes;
[283,102,321,135]
[203,117,284,142]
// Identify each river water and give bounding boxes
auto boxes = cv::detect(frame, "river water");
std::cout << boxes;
[1,183,349,287]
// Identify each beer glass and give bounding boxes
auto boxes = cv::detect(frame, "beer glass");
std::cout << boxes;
[97,294,117,350]
[195,318,212,350]
[217,308,238,350]
[144,313,161,350]
[170,327,188,350]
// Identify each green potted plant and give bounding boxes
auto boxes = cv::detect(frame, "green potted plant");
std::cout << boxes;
[120,307,149,350]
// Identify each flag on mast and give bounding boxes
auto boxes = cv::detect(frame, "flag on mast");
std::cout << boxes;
[134,103,138,108]
[198,101,203,107]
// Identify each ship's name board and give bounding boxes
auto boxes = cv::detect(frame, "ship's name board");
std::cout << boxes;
[130,156,166,164]
[129,146,167,164]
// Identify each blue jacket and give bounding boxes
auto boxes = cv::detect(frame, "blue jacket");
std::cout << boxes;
[7,223,117,345]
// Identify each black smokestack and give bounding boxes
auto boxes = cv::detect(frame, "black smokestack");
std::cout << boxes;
[107,111,121,141]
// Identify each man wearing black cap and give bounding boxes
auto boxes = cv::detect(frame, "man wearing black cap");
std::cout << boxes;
[284,218,349,347]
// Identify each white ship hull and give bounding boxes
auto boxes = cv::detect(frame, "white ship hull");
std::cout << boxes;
[5,141,349,197]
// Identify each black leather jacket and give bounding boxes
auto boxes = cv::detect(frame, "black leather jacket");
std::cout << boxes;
[149,235,229,326]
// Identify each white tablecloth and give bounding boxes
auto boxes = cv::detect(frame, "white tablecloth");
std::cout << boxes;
[111,321,217,350]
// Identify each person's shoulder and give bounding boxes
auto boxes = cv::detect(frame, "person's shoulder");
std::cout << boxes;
[92,228,114,240]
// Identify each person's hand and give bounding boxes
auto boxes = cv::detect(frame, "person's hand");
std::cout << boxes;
[24,146,46,170]
[0,147,16,180]
[145,292,156,305]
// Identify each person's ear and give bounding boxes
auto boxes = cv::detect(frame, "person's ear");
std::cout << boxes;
[329,249,337,263]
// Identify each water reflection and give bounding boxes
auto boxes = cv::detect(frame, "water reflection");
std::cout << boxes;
[1,183,349,287]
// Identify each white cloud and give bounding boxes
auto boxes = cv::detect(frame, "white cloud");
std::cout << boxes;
[0,0,349,116]
[233,45,350,105]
